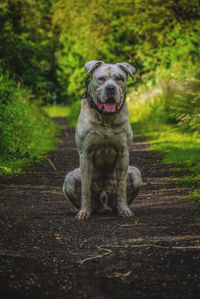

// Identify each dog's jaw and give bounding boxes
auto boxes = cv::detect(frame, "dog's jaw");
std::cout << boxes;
[97,102,121,113]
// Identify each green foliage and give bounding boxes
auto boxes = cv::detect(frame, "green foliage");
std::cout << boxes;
[51,0,200,101]
[1,0,200,103]
[164,80,200,134]
[189,189,200,203]
[129,74,200,134]
[0,72,59,175]
[65,101,81,126]
[0,0,57,102]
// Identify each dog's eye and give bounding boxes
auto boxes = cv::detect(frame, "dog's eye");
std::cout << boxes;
[98,76,106,82]
[115,76,124,82]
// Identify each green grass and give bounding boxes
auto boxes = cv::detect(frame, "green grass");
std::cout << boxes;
[0,108,60,176]
[0,80,61,175]
[131,123,200,203]
[44,102,80,126]
[189,189,200,204]
[43,105,69,118]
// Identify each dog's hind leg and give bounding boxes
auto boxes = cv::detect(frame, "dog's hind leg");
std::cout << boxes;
[63,168,81,211]
[63,168,103,213]
[127,166,142,206]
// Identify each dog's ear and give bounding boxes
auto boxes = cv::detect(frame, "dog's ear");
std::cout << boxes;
[117,62,136,80]
[85,60,104,77]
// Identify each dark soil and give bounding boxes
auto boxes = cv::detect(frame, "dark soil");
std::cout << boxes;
[0,118,200,299]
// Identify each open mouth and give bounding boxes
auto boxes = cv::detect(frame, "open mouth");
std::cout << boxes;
[97,99,121,113]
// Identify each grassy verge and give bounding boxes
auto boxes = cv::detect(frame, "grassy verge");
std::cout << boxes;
[0,77,61,176]
[134,123,200,203]
[129,73,200,203]
[0,104,60,175]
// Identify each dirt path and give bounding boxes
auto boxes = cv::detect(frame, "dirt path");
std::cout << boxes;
[0,118,200,299]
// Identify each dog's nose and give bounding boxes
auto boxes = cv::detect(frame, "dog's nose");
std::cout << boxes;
[106,85,116,96]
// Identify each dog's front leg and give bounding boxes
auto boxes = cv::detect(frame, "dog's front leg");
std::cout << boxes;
[76,153,93,219]
[116,150,134,217]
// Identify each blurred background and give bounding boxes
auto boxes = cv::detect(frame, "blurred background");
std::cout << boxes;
[0,0,199,200]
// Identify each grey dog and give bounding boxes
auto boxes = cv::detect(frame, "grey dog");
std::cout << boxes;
[63,61,142,219]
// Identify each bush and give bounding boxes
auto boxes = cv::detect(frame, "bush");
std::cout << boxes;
[0,72,59,174]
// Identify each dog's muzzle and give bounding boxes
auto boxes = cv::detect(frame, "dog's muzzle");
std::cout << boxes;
[97,85,119,113]
[81,77,126,115]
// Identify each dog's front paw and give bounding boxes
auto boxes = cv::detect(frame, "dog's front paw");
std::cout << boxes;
[76,208,91,220]
[118,206,134,217]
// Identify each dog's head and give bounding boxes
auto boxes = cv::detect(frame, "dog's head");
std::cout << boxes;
[85,61,136,113]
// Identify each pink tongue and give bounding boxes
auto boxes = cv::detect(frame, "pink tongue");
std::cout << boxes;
[104,103,116,112]
[116,103,121,110]
[98,103,104,110]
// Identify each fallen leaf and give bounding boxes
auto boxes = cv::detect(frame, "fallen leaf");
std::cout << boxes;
[55,234,64,240]
[107,271,131,278]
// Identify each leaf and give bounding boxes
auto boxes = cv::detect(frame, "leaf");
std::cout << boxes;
[107,271,132,278]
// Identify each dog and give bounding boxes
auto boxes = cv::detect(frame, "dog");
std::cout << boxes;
[63,61,142,219]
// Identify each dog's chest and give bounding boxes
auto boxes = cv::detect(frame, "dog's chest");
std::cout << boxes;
[88,124,124,149]
[87,125,124,171]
